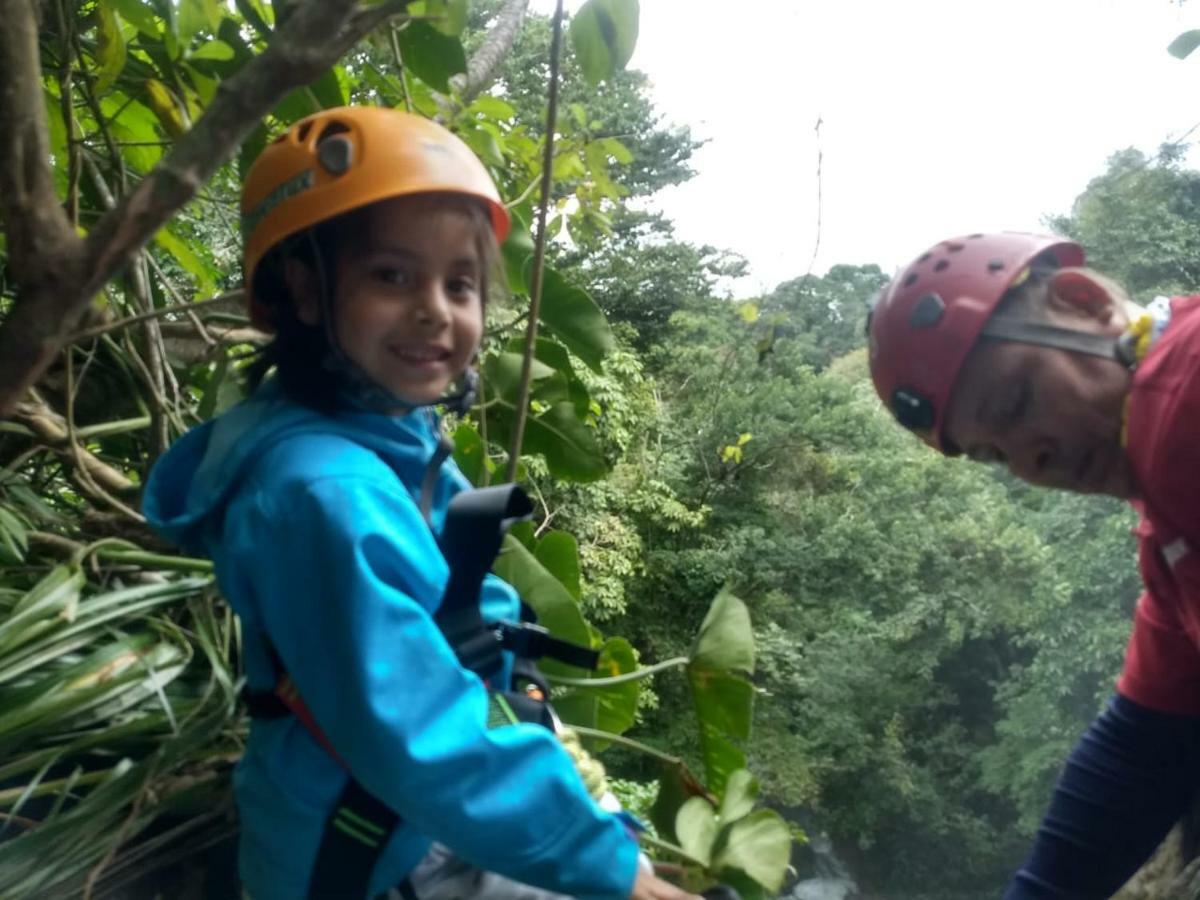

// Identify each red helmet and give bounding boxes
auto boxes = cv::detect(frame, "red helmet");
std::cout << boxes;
[867,232,1084,453]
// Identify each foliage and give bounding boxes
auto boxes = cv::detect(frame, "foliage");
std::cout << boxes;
[1046,147,1200,299]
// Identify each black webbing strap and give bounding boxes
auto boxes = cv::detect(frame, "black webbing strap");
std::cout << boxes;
[435,485,534,681]
[307,777,402,899]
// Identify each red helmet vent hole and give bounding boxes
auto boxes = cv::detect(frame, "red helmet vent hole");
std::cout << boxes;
[934,260,950,272]
[903,273,918,287]
[918,252,932,264]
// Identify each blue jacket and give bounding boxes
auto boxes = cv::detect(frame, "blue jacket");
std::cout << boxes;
[143,380,639,899]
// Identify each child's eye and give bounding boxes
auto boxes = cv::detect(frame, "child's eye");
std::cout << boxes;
[447,276,477,296]
[374,267,410,286]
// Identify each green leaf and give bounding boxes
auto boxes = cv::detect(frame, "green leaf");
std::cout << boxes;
[694,722,746,797]
[538,267,614,373]
[189,39,234,61]
[411,0,469,36]
[569,0,640,87]
[553,636,639,736]
[534,531,582,600]
[501,213,535,295]
[451,422,487,486]
[0,567,84,658]
[1168,30,1200,59]
[396,20,467,93]
[689,670,753,741]
[0,506,30,565]
[112,0,161,38]
[689,589,754,673]
[178,0,224,43]
[675,796,718,866]
[493,536,591,657]
[95,1,128,94]
[717,769,759,825]
[711,810,793,893]
[526,404,608,481]
[468,96,516,121]
[153,228,216,298]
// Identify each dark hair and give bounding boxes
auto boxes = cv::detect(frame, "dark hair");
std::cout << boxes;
[245,196,502,413]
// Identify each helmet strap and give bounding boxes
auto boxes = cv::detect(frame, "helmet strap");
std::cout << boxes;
[978,318,1133,368]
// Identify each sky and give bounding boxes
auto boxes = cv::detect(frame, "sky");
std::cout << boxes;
[530,0,1200,296]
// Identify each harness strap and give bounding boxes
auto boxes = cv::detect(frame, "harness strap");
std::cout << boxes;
[308,778,402,899]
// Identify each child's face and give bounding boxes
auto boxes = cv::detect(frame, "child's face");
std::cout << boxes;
[313,194,485,408]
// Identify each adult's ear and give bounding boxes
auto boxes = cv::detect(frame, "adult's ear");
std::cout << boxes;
[283,258,321,327]
[1046,268,1127,329]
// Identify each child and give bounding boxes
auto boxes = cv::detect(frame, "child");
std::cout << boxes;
[867,232,1200,898]
[144,106,698,900]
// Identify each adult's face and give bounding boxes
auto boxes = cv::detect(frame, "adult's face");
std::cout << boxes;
[942,273,1137,499]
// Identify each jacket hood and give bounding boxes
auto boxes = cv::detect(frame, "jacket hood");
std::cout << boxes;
[143,379,443,555]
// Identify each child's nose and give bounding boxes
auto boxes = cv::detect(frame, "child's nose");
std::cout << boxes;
[414,282,452,325]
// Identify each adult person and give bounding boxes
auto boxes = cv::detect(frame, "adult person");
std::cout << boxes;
[867,232,1200,897]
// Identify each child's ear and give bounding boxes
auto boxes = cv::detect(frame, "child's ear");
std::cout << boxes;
[1046,268,1121,327]
[283,258,321,327]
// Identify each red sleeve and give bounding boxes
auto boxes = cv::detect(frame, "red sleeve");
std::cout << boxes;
[1116,523,1200,715]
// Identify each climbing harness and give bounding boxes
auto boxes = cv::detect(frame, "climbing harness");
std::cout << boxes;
[243,483,600,899]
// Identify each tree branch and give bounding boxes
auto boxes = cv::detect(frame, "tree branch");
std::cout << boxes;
[0,0,414,418]
[457,0,530,104]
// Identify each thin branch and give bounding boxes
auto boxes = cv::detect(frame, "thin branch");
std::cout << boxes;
[70,291,246,342]
[53,0,81,225]
[389,25,414,113]
[505,0,564,482]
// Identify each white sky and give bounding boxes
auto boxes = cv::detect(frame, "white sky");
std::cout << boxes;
[531,0,1200,297]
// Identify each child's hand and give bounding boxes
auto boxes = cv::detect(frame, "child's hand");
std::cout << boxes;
[627,869,704,900]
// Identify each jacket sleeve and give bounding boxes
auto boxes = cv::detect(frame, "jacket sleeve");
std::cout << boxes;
[241,471,639,900]
[1002,695,1200,899]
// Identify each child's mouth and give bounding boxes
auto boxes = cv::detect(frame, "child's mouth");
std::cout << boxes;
[389,345,451,366]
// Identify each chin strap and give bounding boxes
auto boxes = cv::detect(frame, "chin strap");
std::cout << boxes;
[979,318,1129,366]
[980,297,1175,373]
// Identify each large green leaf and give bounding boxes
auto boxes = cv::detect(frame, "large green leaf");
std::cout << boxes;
[569,0,640,87]
[396,20,467,93]
[534,531,582,600]
[689,669,753,740]
[493,536,590,654]
[95,1,128,94]
[539,267,613,373]
[711,810,793,893]
[1168,30,1200,59]
[676,796,718,866]
[552,635,639,734]
[689,589,754,673]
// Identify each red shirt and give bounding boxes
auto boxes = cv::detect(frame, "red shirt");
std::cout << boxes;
[1115,295,1200,714]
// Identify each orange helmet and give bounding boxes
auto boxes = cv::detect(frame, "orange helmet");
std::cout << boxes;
[241,106,511,331]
